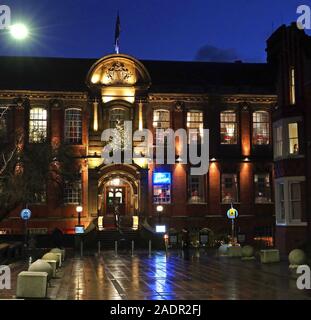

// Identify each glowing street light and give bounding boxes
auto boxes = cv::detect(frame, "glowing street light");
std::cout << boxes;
[9,23,29,40]
[76,205,83,225]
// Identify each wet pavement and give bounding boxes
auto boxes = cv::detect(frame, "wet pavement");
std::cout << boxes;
[1,250,311,300]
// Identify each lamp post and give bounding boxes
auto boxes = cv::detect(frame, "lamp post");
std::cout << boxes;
[156,205,164,224]
[76,205,83,225]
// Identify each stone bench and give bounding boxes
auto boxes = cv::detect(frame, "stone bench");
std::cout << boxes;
[16,271,48,299]
[260,249,280,264]
[43,260,57,278]
[228,245,242,257]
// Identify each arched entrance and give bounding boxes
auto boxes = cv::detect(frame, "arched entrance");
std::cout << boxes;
[97,165,141,229]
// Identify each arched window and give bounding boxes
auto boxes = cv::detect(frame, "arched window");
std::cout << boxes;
[65,108,82,144]
[29,107,47,143]
[252,111,270,145]
[109,108,129,128]
[220,111,237,145]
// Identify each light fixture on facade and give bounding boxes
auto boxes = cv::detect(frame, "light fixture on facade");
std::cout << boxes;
[111,178,121,186]
[244,157,250,162]
[211,158,217,162]
[156,205,164,213]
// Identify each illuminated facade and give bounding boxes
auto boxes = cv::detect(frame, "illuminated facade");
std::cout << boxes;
[0,23,310,253]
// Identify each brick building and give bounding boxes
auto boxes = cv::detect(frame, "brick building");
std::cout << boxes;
[0,23,310,253]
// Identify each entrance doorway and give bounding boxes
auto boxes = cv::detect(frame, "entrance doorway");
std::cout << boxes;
[106,186,126,216]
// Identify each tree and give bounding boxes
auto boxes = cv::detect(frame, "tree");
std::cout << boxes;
[0,125,78,222]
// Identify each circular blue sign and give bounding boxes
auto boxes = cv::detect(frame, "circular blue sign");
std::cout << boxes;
[227,207,238,219]
[21,209,31,220]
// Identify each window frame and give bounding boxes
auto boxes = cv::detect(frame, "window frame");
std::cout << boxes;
[275,177,306,226]
[220,110,238,145]
[188,174,206,204]
[186,110,204,144]
[63,177,82,205]
[29,106,48,144]
[221,173,239,204]
[254,173,272,204]
[252,110,270,146]
[64,108,83,145]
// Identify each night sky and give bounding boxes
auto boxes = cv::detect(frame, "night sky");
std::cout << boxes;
[1,0,310,62]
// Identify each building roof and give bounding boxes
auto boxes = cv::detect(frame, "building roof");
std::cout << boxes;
[0,56,276,95]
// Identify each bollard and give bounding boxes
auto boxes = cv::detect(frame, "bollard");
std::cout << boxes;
[28,256,32,267]
[80,239,83,257]
[149,240,152,257]
[115,241,118,257]
[131,240,134,257]
[98,241,101,256]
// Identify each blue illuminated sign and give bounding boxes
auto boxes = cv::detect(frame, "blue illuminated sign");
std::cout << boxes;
[153,172,171,185]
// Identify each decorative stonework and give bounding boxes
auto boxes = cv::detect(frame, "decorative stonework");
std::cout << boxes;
[105,61,134,85]
[175,101,184,112]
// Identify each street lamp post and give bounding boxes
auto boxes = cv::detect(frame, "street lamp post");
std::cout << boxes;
[156,205,164,224]
[76,205,83,225]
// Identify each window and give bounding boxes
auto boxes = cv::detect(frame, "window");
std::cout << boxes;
[153,110,170,144]
[221,174,238,203]
[289,182,302,222]
[109,108,129,128]
[153,184,171,204]
[252,111,270,145]
[275,177,305,226]
[254,174,271,203]
[188,175,205,203]
[289,67,296,105]
[220,111,237,144]
[29,186,47,204]
[64,177,82,204]
[65,109,82,144]
[0,107,8,142]
[288,123,299,155]
[187,111,203,143]
[274,125,283,158]
[29,107,47,143]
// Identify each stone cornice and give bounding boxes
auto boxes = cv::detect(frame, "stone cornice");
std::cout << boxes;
[148,93,277,104]
[148,93,207,103]
[0,90,88,101]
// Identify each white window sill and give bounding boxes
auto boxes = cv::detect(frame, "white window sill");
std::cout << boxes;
[276,222,308,227]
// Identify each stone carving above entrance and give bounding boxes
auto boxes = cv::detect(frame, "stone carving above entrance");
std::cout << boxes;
[105,61,134,85]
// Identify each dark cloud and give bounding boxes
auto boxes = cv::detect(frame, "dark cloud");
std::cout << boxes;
[195,44,239,62]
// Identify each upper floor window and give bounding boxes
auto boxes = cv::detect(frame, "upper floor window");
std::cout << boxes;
[252,111,270,145]
[254,174,272,203]
[153,110,170,144]
[109,108,129,129]
[188,175,205,203]
[288,123,299,155]
[29,107,47,143]
[29,185,47,205]
[220,111,237,145]
[0,107,8,142]
[273,119,301,160]
[64,176,82,205]
[65,109,82,144]
[276,182,285,224]
[289,67,296,105]
[221,173,238,203]
[187,111,203,143]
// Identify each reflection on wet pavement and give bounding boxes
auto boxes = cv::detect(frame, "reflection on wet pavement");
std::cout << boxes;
[1,251,310,300]
[53,251,311,300]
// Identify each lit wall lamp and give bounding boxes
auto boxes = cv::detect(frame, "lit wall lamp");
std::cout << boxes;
[210,158,217,162]
[76,205,83,225]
